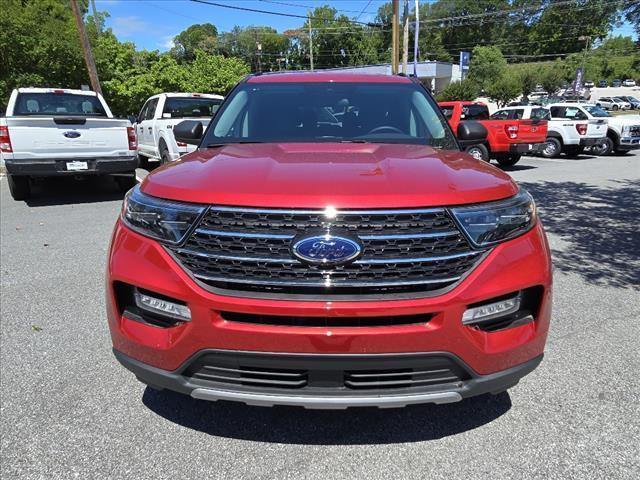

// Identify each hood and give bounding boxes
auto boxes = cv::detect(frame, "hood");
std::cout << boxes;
[607,115,640,127]
[141,143,518,208]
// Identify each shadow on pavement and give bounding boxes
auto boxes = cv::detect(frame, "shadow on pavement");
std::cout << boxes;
[24,175,126,207]
[501,164,537,172]
[522,179,640,289]
[142,388,511,444]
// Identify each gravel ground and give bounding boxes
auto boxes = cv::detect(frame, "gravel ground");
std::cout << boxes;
[1,152,639,480]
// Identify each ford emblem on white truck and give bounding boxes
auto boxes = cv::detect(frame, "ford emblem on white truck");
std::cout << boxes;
[63,131,81,138]
[292,234,361,265]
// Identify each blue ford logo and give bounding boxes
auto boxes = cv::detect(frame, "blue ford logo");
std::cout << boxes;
[63,131,81,139]
[292,235,361,265]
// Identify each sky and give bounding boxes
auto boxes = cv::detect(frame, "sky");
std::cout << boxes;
[98,0,638,53]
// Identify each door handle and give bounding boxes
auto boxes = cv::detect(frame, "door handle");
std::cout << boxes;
[148,127,153,132]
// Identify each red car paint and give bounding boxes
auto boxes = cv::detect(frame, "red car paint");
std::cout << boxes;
[439,101,548,158]
[106,73,552,408]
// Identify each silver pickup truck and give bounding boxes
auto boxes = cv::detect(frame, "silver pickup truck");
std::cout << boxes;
[1,88,138,200]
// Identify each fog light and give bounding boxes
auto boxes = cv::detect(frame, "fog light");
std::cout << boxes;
[134,291,191,321]
[462,294,521,325]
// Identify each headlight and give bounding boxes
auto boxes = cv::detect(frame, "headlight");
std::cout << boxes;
[451,189,536,247]
[122,185,206,244]
[621,125,631,136]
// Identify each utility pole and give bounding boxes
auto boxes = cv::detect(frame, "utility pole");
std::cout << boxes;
[308,11,314,71]
[413,0,419,76]
[401,0,409,74]
[70,0,102,95]
[391,0,399,74]
[90,0,100,33]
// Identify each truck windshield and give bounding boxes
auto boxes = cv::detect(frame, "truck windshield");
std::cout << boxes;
[163,97,222,118]
[205,82,456,148]
[14,93,107,116]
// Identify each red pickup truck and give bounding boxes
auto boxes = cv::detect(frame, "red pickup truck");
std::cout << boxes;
[439,101,548,167]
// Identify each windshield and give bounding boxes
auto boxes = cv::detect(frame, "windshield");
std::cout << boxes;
[163,97,222,118]
[14,93,107,116]
[583,105,610,117]
[204,82,456,148]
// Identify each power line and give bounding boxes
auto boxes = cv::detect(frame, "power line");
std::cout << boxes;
[355,0,375,22]
[190,0,381,26]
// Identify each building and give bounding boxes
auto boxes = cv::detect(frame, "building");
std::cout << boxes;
[320,61,462,92]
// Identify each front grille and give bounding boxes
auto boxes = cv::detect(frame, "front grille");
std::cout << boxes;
[169,206,485,297]
[184,351,469,393]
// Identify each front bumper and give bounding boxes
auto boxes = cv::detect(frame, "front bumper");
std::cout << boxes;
[114,348,543,409]
[4,156,138,176]
[107,218,552,388]
[579,137,604,147]
[619,136,640,150]
[509,143,544,154]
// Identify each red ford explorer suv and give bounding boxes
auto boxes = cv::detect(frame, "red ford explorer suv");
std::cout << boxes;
[106,73,552,409]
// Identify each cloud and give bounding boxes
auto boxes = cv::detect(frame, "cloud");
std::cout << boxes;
[111,16,148,38]
[161,34,176,50]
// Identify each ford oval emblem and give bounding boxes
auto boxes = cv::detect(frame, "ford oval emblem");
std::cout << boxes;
[63,131,81,139]
[292,235,361,265]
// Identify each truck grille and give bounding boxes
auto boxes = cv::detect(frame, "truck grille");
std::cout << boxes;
[183,351,469,393]
[169,206,484,297]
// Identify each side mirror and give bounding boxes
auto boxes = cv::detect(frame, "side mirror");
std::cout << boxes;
[173,120,203,146]
[127,115,136,125]
[456,121,488,150]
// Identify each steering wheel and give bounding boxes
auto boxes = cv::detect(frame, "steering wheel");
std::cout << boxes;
[366,125,404,135]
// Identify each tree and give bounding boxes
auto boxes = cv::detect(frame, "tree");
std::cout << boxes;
[436,79,479,101]
[538,63,566,94]
[171,23,218,61]
[467,46,508,90]
[485,71,521,107]
[217,26,289,72]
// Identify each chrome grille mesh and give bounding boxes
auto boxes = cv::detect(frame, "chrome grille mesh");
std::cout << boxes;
[169,206,484,297]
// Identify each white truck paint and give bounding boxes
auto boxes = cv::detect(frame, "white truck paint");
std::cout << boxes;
[577,104,640,155]
[490,104,608,158]
[135,93,224,164]
[0,88,138,200]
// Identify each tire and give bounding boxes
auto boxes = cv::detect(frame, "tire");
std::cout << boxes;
[540,137,562,158]
[159,142,171,165]
[115,172,138,192]
[496,155,521,168]
[612,105,619,111]
[137,154,150,169]
[464,144,489,162]
[7,174,31,200]
[591,137,614,156]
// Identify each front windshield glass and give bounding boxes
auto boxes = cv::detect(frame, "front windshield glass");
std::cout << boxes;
[205,82,457,148]
[583,105,610,117]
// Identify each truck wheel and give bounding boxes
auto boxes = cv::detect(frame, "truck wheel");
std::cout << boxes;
[7,174,31,201]
[540,137,561,158]
[159,142,171,165]
[497,155,521,168]
[592,137,614,156]
[115,172,138,192]
[464,144,489,162]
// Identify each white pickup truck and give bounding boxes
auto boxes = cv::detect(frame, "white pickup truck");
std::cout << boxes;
[565,104,640,156]
[489,104,607,158]
[1,88,138,200]
[135,92,224,164]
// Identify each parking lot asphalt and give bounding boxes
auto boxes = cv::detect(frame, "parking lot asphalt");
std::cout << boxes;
[1,152,639,480]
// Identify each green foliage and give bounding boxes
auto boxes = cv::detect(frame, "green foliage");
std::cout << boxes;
[436,79,480,102]
[467,46,508,90]
[485,71,521,107]
[217,26,289,72]
[171,23,218,61]
[538,63,566,94]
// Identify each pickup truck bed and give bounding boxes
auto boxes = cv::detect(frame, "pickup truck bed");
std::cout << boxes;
[1,88,138,200]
